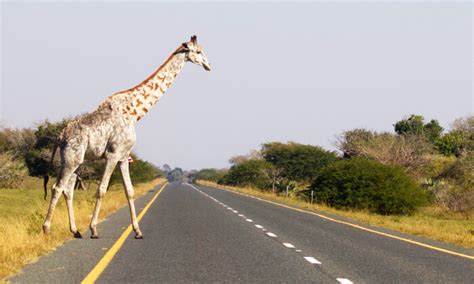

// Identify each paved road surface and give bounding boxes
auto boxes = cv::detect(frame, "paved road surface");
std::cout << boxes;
[11,182,474,283]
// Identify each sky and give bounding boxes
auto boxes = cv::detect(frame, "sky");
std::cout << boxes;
[1,1,472,170]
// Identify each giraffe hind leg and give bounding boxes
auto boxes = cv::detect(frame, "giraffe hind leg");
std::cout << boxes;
[43,166,77,234]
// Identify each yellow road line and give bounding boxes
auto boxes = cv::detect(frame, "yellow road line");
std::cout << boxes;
[206,183,474,261]
[82,182,168,284]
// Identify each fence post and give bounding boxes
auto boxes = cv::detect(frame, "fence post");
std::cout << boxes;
[286,185,289,198]
[311,190,313,204]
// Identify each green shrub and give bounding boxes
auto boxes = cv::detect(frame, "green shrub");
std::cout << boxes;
[219,159,271,189]
[310,158,428,215]
[423,154,456,179]
[436,131,466,157]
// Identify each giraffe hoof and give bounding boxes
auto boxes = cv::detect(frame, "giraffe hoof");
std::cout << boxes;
[90,235,99,239]
[74,231,83,239]
[135,235,144,239]
[43,225,50,235]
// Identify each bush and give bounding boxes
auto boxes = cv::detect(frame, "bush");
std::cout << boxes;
[429,153,474,214]
[422,154,456,179]
[109,154,164,185]
[309,158,428,215]
[0,128,35,158]
[219,159,271,190]
[436,131,469,157]
[193,168,227,183]
[336,130,430,177]
[429,181,474,215]
[0,153,28,188]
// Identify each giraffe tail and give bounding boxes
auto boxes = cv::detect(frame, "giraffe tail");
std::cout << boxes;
[44,143,59,201]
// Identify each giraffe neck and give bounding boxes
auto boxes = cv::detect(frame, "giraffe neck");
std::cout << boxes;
[116,48,186,123]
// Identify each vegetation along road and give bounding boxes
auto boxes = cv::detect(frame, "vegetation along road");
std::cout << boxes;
[10,182,473,283]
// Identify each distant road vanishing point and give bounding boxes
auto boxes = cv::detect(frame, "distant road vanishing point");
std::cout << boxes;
[11,183,474,283]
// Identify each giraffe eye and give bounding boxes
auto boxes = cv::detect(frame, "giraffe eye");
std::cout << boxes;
[197,51,202,54]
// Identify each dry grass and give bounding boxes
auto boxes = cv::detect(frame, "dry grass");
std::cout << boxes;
[0,177,165,281]
[197,180,474,249]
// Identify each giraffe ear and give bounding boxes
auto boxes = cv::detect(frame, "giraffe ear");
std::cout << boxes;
[191,35,197,44]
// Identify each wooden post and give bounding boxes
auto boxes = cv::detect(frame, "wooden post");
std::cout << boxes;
[311,190,314,204]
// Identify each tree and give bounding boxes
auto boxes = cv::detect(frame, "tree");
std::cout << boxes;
[335,129,375,158]
[394,114,444,143]
[262,165,284,193]
[167,167,184,182]
[394,115,425,136]
[24,119,74,177]
[162,164,172,174]
[261,142,339,183]
[423,119,444,143]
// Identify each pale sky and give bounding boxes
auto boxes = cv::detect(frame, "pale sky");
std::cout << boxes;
[1,1,472,170]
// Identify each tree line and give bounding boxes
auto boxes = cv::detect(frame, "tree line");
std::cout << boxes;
[193,115,473,216]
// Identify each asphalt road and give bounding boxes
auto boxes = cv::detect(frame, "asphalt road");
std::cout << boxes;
[11,182,474,283]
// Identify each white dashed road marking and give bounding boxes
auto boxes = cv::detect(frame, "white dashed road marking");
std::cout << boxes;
[304,256,321,265]
[186,184,349,282]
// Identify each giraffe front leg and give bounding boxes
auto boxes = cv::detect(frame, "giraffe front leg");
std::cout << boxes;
[63,173,82,238]
[119,161,143,239]
[90,158,118,239]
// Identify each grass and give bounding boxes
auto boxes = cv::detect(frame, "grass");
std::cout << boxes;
[197,180,474,249]
[0,176,166,281]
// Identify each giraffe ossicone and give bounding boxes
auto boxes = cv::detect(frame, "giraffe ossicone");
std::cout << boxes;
[42,35,211,239]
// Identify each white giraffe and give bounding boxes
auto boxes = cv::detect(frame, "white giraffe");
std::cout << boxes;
[43,36,211,239]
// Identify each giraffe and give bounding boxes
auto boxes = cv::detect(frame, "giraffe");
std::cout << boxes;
[43,35,211,239]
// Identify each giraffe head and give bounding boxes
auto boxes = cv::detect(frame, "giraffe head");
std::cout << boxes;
[181,35,211,71]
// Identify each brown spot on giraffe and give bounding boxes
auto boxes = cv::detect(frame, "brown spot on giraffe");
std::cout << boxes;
[142,107,149,113]
[136,100,143,107]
